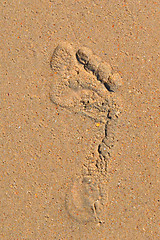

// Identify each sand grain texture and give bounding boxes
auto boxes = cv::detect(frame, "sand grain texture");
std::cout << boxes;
[0,0,159,239]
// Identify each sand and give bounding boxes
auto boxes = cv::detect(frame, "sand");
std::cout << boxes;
[0,0,159,239]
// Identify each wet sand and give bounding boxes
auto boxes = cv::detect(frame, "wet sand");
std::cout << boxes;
[0,1,159,239]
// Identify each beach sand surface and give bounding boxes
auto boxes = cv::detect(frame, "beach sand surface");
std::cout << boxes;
[0,0,159,239]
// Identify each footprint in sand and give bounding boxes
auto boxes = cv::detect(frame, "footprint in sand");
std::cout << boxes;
[50,42,123,224]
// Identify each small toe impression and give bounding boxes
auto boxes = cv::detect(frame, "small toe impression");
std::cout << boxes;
[96,62,112,85]
[106,72,123,92]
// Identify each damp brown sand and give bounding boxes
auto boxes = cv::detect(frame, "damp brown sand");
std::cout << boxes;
[0,1,159,239]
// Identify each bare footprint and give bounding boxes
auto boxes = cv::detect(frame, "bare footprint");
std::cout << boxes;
[50,41,123,224]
